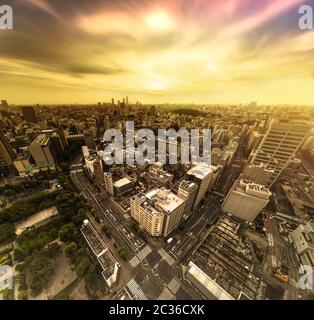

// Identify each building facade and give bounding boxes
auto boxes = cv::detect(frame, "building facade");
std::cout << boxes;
[222,179,271,222]
[250,121,312,187]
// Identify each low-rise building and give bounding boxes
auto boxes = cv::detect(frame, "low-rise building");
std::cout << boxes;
[80,220,119,289]
[114,177,133,196]
[290,222,314,267]
[15,206,59,236]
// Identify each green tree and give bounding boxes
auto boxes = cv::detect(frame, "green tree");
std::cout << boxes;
[14,248,26,262]
[64,242,77,258]
[0,223,16,243]
[18,290,28,300]
[75,257,90,277]
[59,223,76,242]
[268,195,278,213]
[2,288,14,300]
[42,179,50,188]
[3,189,15,197]
[45,242,61,259]
[25,254,54,296]
[118,247,126,260]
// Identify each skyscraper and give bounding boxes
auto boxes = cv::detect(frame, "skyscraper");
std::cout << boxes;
[0,129,15,172]
[178,180,198,216]
[104,172,114,195]
[93,159,104,185]
[187,164,220,209]
[222,179,271,222]
[29,134,55,167]
[21,106,39,123]
[103,115,110,131]
[250,121,312,187]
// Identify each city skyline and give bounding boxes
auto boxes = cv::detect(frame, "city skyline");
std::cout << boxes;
[1,0,314,105]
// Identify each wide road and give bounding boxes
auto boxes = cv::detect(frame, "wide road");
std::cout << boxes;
[165,193,222,260]
[70,166,145,259]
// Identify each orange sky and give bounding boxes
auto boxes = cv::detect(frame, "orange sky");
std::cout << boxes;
[1,0,314,105]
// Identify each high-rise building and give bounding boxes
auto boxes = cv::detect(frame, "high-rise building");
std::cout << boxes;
[222,179,271,222]
[250,121,312,187]
[0,129,15,172]
[103,115,110,131]
[246,130,262,157]
[93,159,104,185]
[104,172,114,195]
[0,100,9,109]
[29,134,55,167]
[21,106,38,123]
[83,131,96,149]
[58,128,68,149]
[187,164,220,209]
[130,188,186,237]
[130,192,164,237]
[178,180,198,216]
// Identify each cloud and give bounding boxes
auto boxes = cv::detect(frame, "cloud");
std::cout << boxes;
[0,0,313,104]
[20,0,63,21]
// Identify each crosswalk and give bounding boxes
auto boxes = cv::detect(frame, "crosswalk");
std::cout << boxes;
[129,256,141,268]
[125,279,148,300]
[158,249,175,266]
[168,278,181,294]
[137,245,152,260]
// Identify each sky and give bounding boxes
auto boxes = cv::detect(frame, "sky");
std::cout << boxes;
[1,0,314,105]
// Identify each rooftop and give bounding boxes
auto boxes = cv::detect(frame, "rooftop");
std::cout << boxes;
[154,188,185,214]
[15,206,59,235]
[187,164,219,180]
[80,220,118,281]
[32,133,50,146]
[234,179,271,199]
[114,177,132,188]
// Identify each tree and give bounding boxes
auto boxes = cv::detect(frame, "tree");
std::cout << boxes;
[59,223,76,242]
[72,209,86,225]
[14,248,26,262]
[18,290,28,300]
[75,257,90,277]
[118,247,126,260]
[42,179,50,188]
[25,254,54,296]
[45,243,61,259]
[268,195,278,213]
[0,223,16,244]
[2,288,14,300]
[64,242,77,258]
[3,189,15,197]
[60,162,70,174]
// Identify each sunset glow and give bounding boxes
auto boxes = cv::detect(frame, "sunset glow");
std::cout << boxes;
[1,0,313,105]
